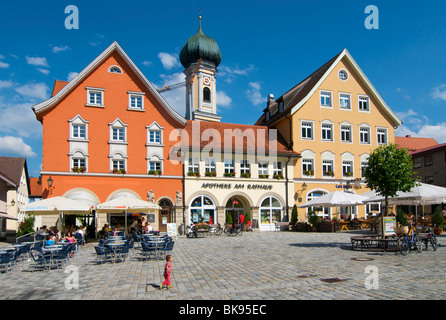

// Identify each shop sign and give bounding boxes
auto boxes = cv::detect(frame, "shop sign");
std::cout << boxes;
[201,183,273,190]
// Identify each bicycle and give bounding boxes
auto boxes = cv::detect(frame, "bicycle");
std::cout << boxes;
[397,223,422,256]
[212,223,223,236]
[421,226,438,251]
[223,223,243,236]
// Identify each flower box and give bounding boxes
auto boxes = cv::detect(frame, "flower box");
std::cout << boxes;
[204,171,216,177]
[240,172,251,178]
[223,172,235,177]
[318,221,335,233]
[323,171,334,177]
[273,174,284,180]
[148,170,162,176]
[187,171,200,177]
[343,172,353,177]
[112,169,126,174]
[258,174,269,179]
[303,170,314,176]
[72,167,86,173]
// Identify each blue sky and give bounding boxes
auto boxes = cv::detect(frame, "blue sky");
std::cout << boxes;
[0,0,446,177]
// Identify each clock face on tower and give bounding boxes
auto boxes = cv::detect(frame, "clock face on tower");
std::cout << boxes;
[203,76,211,86]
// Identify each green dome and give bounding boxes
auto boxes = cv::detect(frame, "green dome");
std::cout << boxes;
[180,19,221,69]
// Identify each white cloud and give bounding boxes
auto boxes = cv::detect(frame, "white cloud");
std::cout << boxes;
[52,45,70,53]
[0,61,9,69]
[158,52,181,70]
[0,136,37,157]
[158,72,186,116]
[246,82,263,106]
[142,60,152,67]
[67,72,78,81]
[396,123,446,144]
[37,68,50,75]
[15,82,49,100]
[25,56,49,67]
[432,84,446,101]
[0,80,13,89]
[216,90,232,107]
[0,102,41,138]
[219,64,255,83]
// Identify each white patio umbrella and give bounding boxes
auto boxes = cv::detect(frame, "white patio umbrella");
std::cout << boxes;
[19,196,92,215]
[298,191,368,219]
[363,183,446,219]
[363,183,446,206]
[96,196,161,235]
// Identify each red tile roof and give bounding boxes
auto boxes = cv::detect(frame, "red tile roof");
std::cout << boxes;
[408,142,446,156]
[29,177,42,197]
[395,136,438,151]
[51,80,69,97]
[182,120,300,157]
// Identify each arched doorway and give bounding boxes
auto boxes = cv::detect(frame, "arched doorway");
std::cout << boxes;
[225,196,245,225]
[259,196,282,231]
[306,190,331,219]
[158,199,173,233]
[189,195,216,224]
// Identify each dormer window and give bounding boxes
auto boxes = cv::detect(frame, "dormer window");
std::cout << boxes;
[108,65,122,74]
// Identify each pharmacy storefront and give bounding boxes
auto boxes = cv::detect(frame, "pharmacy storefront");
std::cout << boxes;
[184,178,294,231]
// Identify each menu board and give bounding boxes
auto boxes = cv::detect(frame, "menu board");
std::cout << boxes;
[167,223,177,237]
[381,217,396,236]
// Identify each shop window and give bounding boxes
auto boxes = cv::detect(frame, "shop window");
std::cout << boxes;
[260,196,282,229]
[190,195,216,224]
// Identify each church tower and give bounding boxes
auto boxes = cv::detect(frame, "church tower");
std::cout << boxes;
[180,16,222,122]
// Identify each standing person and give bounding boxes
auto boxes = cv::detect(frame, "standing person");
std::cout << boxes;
[160,255,173,290]
[441,206,446,219]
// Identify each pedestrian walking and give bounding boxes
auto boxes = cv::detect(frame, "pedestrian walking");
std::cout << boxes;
[160,255,173,290]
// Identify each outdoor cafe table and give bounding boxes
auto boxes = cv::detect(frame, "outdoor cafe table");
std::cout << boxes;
[147,240,165,259]
[338,220,350,231]
[105,242,125,263]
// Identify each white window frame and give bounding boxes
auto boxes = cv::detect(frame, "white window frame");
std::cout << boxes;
[342,161,353,177]
[240,159,250,174]
[322,160,334,177]
[205,158,216,173]
[358,95,370,112]
[188,158,199,173]
[377,127,388,145]
[112,159,126,171]
[301,121,314,140]
[149,130,161,144]
[68,115,89,141]
[128,91,145,111]
[321,123,333,142]
[302,159,314,176]
[72,124,86,139]
[86,87,105,107]
[149,161,162,173]
[273,161,282,176]
[339,93,351,110]
[108,65,122,74]
[340,124,352,143]
[320,90,332,108]
[109,118,128,144]
[359,126,371,144]
[224,159,234,174]
[258,161,268,176]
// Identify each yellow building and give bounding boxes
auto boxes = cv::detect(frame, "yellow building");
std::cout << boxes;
[256,49,402,221]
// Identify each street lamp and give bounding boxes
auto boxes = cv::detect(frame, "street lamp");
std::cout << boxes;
[47,176,55,194]
[296,182,308,202]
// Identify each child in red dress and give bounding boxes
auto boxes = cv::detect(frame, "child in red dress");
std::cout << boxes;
[160,255,173,290]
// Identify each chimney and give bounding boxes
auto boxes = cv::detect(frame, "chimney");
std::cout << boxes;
[405,135,411,138]
[267,94,275,108]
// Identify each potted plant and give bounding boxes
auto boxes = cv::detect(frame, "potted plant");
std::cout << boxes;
[187,171,200,177]
[307,209,319,232]
[394,209,409,235]
[431,207,444,235]
[291,205,298,230]
[241,172,251,178]
[318,217,335,232]
[226,211,233,230]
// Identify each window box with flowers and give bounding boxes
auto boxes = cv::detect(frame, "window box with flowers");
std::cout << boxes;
[148,170,162,176]
[72,167,86,173]
[323,171,334,177]
[303,170,314,176]
[343,172,353,177]
[187,171,200,177]
[204,171,216,177]
[112,169,126,174]
[258,174,269,179]
[223,172,236,177]
[240,172,251,178]
[273,174,284,180]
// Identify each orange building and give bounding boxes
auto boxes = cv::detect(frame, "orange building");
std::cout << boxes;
[32,42,186,234]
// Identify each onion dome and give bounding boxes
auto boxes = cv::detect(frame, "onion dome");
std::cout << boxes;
[180,16,222,69]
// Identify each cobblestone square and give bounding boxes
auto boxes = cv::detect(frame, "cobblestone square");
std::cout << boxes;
[0,231,445,300]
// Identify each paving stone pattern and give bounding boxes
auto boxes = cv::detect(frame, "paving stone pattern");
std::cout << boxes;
[0,231,445,300]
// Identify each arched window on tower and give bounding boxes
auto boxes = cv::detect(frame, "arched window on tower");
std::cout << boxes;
[203,87,211,102]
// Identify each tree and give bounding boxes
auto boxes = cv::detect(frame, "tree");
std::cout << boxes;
[364,143,417,219]
[17,214,35,237]
[291,205,298,227]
